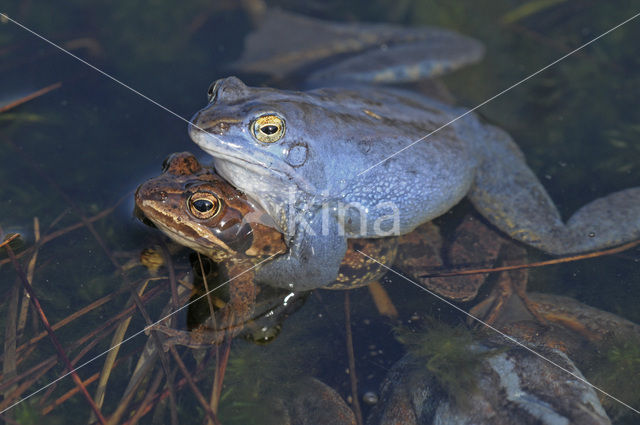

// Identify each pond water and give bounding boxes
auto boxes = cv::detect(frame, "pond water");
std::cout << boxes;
[1,1,640,424]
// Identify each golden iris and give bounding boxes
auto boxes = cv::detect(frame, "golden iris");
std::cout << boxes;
[188,192,222,219]
[251,115,285,143]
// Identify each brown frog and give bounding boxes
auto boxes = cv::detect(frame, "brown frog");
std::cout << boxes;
[135,152,289,344]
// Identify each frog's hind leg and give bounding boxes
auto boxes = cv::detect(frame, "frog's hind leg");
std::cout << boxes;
[468,124,640,255]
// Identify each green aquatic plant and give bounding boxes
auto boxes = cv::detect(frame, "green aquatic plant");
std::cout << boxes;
[598,125,640,175]
[218,343,312,425]
[395,322,497,407]
[501,0,568,24]
[217,344,288,425]
[587,333,640,421]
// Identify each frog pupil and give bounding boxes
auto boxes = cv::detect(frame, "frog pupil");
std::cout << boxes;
[193,199,214,212]
[261,125,279,135]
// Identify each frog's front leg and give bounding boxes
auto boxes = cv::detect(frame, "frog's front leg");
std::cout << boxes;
[469,124,640,255]
[254,211,347,290]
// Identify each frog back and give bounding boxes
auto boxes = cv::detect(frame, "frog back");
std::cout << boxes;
[304,86,481,236]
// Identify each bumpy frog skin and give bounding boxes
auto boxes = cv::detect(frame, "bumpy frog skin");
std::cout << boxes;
[188,16,640,291]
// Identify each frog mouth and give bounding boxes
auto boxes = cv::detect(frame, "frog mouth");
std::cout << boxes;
[205,148,317,194]
[138,201,233,256]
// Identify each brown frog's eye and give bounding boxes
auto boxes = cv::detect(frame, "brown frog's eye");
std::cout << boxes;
[251,114,285,143]
[188,192,222,219]
[207,81,220,103]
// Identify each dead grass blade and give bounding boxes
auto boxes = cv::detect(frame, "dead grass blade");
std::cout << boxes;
[419,239,640,278]
[41,346,142,416]
[210,337,232,417]
[0,82,62,113]
[0,233,20,249]
[2,283,20,401]
[17,217,40,335]
[91,279,152,413]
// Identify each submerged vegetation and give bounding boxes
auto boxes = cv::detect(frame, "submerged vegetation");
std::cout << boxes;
[588,333,640,421]
[395,322,498,407]
[217,313,334,425]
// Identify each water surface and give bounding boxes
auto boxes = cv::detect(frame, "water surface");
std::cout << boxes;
[1,1,639,423]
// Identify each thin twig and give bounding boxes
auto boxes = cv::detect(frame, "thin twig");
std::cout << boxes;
[211,337,232,416]
[122,349,218,425]
[2,283,20,400]
[7,278,166,361]
[17,217,41,335]
[40,323,117,409]
[0,284,166,412]
[168,347,220,425]
[0,283,166,404]
[197,252,217,319]
[168,368,179,425]
[0,82,62,113]
[0,233,20,249]
[344,292,363,425]
[118,285,178,425]
[41,347,140,415]
[159,241,180,320]
[420,239,640,278]
[2,244,107,424]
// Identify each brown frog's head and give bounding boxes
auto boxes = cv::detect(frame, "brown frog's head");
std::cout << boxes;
[134,152,286,261]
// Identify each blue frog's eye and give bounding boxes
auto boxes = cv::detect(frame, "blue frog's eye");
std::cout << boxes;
[188,192,222,219]
[251,114,285,143]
